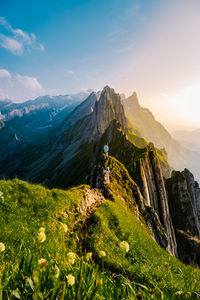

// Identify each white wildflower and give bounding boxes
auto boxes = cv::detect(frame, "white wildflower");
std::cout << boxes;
[119,241,130,253]
[66,274,75,286]
[67,252,76,264]
[0,242,5,252]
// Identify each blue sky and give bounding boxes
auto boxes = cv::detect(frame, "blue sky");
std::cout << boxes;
[0,0,158,97]
[1,0,200,130]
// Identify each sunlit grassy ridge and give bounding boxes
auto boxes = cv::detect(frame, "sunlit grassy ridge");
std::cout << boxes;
[0,168,200,298]
[0,179,86,262]
[87,198,200,296]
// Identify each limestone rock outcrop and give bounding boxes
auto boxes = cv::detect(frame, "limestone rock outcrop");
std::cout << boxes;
[166,169,200,265]
[89,86,128,140]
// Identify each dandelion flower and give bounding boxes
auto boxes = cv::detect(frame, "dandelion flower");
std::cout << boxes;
[39,227,45,233]
[119,241,130,253]
[86,252,92,261]
[99,250,106,258]
[54,264,60,278]
[38,231,46,243]
[61,223,68,233]
[67,252,76,264]
[0,242,5,252]
[66,274,75,286]
[38,258,48,266]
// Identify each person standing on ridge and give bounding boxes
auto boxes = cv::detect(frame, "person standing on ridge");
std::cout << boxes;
[104,166,110,184]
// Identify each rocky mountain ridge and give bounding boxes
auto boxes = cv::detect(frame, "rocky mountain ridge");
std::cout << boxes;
[124,92,200,183]
[0,85,200,267]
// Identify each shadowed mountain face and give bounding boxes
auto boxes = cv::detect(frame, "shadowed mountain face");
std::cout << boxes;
[124,92,200,183]
[0,92,92,166]
[0,92,90,145]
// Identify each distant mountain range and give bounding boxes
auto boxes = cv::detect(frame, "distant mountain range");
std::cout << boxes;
[172,129,200,152]
[0,86,200,183]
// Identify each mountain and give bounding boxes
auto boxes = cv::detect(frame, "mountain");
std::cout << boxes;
[1,86,168,187]
[172,128,200,152]
[0,86,188,258]
[0,92,90,142]
[0,92,90,121]
[1,86,200,297]
[124,92,200,182]
[0,91,91,165]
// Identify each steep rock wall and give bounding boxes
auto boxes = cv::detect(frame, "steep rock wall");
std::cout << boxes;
[166,170,200,265]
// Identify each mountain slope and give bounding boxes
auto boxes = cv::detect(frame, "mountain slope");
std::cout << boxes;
[124,92,200,182]
[1,173,200,298]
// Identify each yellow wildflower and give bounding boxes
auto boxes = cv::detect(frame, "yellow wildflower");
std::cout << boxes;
[86,252,92,261]
[119,241,130,253]
[38,258,48,266]
[0,242,5,252]
[175,291,183,296]
[66,274,75,286]
[99,250,106,258]
[38,231,46,243]
[185,292,192,298]
[39,227,45,233]
[67,252,76,264]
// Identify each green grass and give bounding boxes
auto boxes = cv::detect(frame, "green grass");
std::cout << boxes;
[1,175,200,299]
[86,198,200,298]
[0,179,89,263]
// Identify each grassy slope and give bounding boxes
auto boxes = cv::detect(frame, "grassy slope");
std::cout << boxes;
[0,171,200,298]
[87,199,200,296]
[0,179,87,262]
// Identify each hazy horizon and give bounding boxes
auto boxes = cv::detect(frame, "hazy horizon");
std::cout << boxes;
[1,0,200,131]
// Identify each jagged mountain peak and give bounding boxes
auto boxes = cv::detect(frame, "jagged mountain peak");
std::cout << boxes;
[125,91,140,108]
[89,86,128,140]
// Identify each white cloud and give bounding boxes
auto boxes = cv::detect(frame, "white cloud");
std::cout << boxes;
[0,69,45,101]
[0,17,45,55]
[0,69,11,79]
[16,74,43,90]
[0,33,23,55]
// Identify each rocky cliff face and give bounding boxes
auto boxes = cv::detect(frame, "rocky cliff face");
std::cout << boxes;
[124,92,200,183]
[166,169,200,265]
[94,120,177,255]
[136,143,177,255]
[89,86,128,140]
